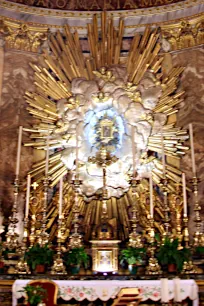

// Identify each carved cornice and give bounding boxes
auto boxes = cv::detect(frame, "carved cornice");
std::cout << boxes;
[0,14,203,52]
[0,19,48,52]
[0,0,203,18]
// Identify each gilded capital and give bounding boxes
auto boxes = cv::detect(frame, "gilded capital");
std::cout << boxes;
[0,20,48,53]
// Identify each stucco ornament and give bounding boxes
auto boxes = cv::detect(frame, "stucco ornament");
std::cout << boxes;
[53,67,166,199]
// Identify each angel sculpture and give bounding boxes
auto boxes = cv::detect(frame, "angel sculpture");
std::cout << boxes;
[93,67,115,82]
[92,92,110,103]
[123,82,138,92]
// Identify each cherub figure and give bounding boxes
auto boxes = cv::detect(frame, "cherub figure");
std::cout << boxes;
[92,92,110,103]
[93,67,115,82]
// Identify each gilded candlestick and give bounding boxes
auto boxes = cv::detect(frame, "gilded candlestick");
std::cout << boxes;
[38,177,49,246]
[161,178,170,242]
[69,175,83,249]
[192,176,204,246]
[183,216,190,249]
[129,177,143,248]
[5,177,20,250]
[51,216,67,275]
[15,217,30,274]
[146,217,162,275]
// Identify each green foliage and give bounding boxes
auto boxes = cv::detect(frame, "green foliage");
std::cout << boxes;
[25,244,54,270]
[18,285,46,306]
[120,247,146,265]
[64,247,88,268]
[156,237,191,272]
[195,246,204,255]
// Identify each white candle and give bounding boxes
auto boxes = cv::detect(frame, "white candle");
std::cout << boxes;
[76,126,79,172]
[15,126,23,177]
[149,173,153,218]
[131,126,136,177]
[45,136,49,177]
[161,278,169,303]
[182,172,187,217]
[161,129,166,176]
[59,177,63,217]
[174,278,181,302]
[25,174,31,218]
[189,123,196,176]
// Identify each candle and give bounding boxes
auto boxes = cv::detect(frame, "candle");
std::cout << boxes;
[59,177,63,217]
[182,173,187,217]
[76,126,79,173]
[161,129,166,176]
[25,174,31,218]
[45,136,49,177]
[174,278,181,302]
[161,278,169,303]
[15,126,23,177]
[149,173,153,218]
[131,126,136,177]
[189,123,196,176]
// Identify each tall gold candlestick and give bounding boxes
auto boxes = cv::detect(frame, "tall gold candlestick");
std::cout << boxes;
[162,178,170,239]
[192,176,203,246]
[5,177,20,250]
[51,214,67,274]
[38,177,49,246]
[146,217,162,275]
[15,217,31,274]
[129,176,143,248]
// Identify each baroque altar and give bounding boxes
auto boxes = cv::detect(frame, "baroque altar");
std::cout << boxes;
[0,8,203,289]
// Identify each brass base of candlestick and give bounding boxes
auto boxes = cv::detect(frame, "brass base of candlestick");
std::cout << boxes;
[69,232,83,249]
[181,261,199,274]
[15,219,31,274]
[51,257,67,275]
[193,231,204,247]
[37,231,49,247]
[5,231,19,250]
[146,251,162,275]
[183,216,190,249]
[129,232,143,248]
[15,260,31,274]
[146,218,162,275]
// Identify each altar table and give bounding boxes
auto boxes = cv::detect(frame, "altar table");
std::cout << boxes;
[12,279,198,306]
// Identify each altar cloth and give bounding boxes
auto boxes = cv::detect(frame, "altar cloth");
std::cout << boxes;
[12,279,198,306]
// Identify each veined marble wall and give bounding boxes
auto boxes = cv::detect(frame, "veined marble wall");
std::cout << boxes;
[0,49,37,236]
[0,46,203,236]
[173,48,204,228]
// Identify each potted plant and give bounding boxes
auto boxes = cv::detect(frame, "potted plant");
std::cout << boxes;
[19,284,46,306]
[157,237,191,272]
[120,247,146,274]
[64,247,88,274]
[195,246,204,257]
[25,244,54,273]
